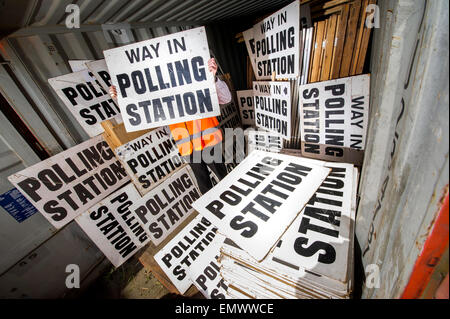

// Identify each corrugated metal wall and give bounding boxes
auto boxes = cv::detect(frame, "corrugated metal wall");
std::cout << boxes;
[356,0,449,298]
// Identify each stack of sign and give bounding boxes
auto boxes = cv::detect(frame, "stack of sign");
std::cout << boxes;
[181,151,357,298]
[218,160,358,299]
[8,26,233,272]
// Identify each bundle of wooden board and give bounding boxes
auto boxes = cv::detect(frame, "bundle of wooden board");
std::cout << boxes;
[307,0,376,82]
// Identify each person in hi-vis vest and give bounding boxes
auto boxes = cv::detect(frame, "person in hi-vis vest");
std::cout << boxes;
[109,58,231,194]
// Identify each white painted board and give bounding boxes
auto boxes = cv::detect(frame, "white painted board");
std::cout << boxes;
[115,126,185,196]
[247,129,283,154]
[192,150,330,261]
[236,90,255,126]
[86,59,115,93]
[68,60,92,72]
[187,233,229,299]
[272,162,356,284]
[154,215,219,294]
[130,166,201,246]
[299,74,370,156]
[104,26,220,132]
[252,1,300,80]
[8,135,130,229]
[253,81,292,140]
[76,183,150,267]
[48,71,120,137]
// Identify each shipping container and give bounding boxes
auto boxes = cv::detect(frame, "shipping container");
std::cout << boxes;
[0,0,447,299]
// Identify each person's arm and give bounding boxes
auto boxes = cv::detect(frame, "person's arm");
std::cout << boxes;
[110,59,232,104]
[208,58,232,105]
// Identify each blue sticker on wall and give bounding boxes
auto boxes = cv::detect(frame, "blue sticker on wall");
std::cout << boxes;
[0,188,38,223]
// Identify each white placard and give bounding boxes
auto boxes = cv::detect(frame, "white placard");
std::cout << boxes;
[271,162,356,283]
[104,26,220,132]
[236,90,255,126]
[217,101,241,131]
[76,183,150,267]
[253,81,291,140]
[192,150,330,261]
[48,71,120,137]
[8,135,129,229]
[242,27,257,77]
[69,60,92,72]
[247,129,283,154]
[187,233,228,299]
[86,59,115,93]
[154,215,219,294]
[115,126,185,195]
[130,166,201,246]
[252,1,300,80]
[299,74,370,157]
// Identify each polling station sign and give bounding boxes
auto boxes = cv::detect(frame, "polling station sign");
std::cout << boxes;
[247,129,282,154]
[154,215,218,294]
[236,90,255,126]
[131,166,201,246]
[271,162,356,284]
[187,233,228,299]
[76,183,150,267]
[49,71,120,137]
[192,150,330,261]
[299,74,370,158]
[104,26,220,132]
[8,135,129,229]
[252,1,300,80]
[115,126,184,196]
[86,59,115,93]
[253,81,291,140]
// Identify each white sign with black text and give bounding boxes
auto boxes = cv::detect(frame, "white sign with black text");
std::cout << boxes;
[187,233,228,299]
[130,166,201,246]
[76,183,150,267]
[271,162,356,284]
[253,81,291,140]
[247,129,283,154]
[104,27,220,132]
[115,126,184,195]
[154,215,218,294]
[192,150,330,261]
[86,59,115,93]
[252,1,300,80]
[236,90,255,126]
[8,135,129,229]
[299,74,370,157]
[48,71,120,137]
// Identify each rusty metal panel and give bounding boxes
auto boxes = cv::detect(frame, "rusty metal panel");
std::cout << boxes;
[356,0,449,298]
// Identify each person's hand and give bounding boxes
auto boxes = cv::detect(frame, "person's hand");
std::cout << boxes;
[208,58,218,77]
[109,85,117,99]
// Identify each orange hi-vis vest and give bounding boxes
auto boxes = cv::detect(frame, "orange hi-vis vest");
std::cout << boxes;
[168,117,223,156]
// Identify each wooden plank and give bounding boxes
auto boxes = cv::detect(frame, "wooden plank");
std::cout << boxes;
[308,22,318,83]
[310,20,326,82]
[355,0,376,74]
[350,0,369,75]
[101,118,151,151]
[330,4,349,79]
[339,0,361,77]
[320,14,338,81]
[317,18,328,81]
